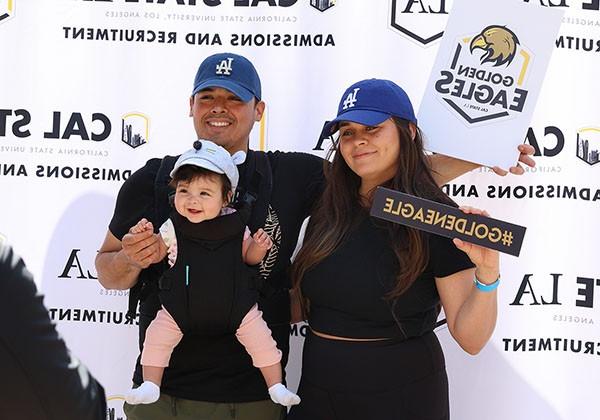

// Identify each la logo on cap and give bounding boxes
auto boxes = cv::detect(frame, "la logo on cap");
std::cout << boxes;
[216,57,234,75]
[342,88,360,110]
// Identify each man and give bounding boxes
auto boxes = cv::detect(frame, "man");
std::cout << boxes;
[0,239,106,420]
[96,52,534,420]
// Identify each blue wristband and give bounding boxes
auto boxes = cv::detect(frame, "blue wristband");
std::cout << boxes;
[473,274,500,292]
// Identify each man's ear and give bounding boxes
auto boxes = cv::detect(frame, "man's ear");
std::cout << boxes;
[254,100,266,122]
[189,96,194,117]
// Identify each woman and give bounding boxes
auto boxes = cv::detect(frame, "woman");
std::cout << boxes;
[288,79,500,420]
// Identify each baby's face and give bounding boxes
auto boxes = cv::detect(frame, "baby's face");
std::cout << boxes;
[174,176,226,223]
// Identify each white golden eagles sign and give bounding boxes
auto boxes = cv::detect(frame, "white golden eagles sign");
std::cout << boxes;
[418,0,564,169]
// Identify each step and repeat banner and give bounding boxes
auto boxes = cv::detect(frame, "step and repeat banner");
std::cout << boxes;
[1,0,598,419]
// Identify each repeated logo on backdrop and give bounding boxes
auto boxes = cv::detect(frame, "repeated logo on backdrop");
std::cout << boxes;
[389,0,450,45]
[121,112,149,149]
[502,271,599,357]
[524,125,600,167]
[0,108,149,148]
[49,248,135,326]
[57,248,130,297]
[576,127,600,165]
[310,0,336,12]
[0,108,147,181]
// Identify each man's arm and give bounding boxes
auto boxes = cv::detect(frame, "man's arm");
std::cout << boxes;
[95,222,166,290]
[96,158,167,290]
[429,144,536,185]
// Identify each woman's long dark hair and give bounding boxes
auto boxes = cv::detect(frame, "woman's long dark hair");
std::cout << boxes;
[291,117,456,310]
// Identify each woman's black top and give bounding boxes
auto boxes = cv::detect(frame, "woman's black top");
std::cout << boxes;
[302,216,475,339]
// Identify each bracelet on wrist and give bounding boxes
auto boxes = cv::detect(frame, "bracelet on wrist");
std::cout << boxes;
[473,273,500,292]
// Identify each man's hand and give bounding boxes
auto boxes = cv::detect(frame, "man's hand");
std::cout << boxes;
[122,218,167,269]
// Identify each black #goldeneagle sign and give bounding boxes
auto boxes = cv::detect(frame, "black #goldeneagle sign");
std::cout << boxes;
[370,187,526,256]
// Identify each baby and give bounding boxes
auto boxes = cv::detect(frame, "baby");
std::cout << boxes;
[125,140,300,407]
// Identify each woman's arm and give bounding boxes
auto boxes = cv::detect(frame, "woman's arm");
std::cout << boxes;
[435,207,500,355]
[436,266,498,355]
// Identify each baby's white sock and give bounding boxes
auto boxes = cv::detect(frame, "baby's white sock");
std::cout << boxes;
[125,381,160,405]
[268,383,301,407]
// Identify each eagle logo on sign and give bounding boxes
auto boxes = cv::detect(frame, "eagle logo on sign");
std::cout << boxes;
[432,24,532,124]
[470,25,520,67]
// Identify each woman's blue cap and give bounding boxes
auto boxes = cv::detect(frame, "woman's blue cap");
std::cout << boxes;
[322,79,417,136]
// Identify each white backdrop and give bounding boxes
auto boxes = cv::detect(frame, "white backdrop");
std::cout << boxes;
[1,1,599,419]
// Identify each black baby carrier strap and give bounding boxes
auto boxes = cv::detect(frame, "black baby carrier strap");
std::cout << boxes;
[236,150,272,234]
[236,150,279,298]
[126,155,178,321]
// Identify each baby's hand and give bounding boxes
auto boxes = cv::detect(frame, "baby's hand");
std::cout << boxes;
[252,228,273,250]
[167,242,178,268]
[130,218,153,235]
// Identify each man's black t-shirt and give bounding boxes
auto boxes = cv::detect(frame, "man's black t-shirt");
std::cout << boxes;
[108,150,324,402]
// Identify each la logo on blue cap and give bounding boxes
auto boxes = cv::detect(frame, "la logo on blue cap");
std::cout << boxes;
[342,88,360,110]
[215,57,234,75]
